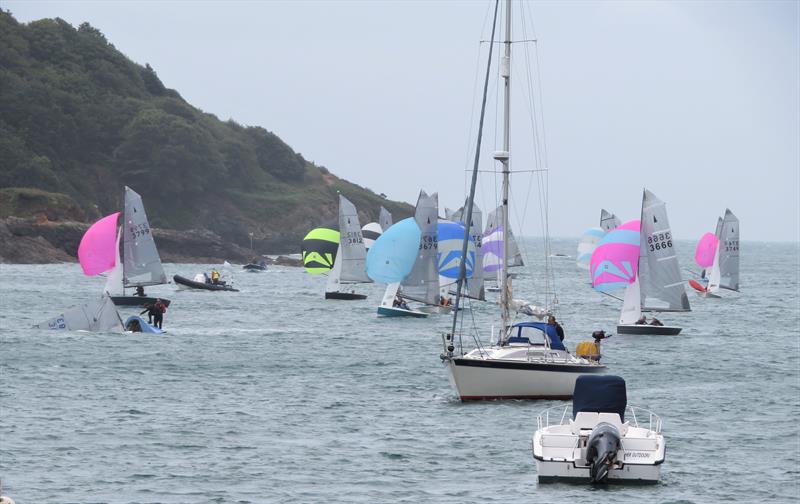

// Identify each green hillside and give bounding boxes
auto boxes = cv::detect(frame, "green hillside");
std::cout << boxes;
[0,10,411,251]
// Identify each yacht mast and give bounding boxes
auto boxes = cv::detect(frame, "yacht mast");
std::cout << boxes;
[496,0,512,341]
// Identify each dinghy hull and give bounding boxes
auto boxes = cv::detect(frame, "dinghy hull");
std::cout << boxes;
[616,324,681,335]
[111,296,171,308]
[325,291,367,300]
[377,306,428,318]
[123,315,164,334]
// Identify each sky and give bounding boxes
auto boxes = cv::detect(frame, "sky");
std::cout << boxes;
[5,0,799,242]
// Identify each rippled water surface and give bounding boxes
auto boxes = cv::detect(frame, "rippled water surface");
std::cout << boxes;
[1,239,798,503]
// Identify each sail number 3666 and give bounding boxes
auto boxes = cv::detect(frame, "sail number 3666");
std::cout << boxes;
[648,232,672,252]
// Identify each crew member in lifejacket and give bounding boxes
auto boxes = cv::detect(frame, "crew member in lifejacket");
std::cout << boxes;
[134,286,146,297]
[140,299,167,328]
[210,269,221,285]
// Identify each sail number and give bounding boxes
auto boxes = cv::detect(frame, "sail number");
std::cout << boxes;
[345,231,363,245]
[648,232,672,252]
[129,223,150,238]
[420,235,438,250]
[724,240,739,252]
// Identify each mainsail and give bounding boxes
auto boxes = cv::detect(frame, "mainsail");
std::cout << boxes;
[600,209,622,232]
[401,191,439,305]
[337,194,371,283]
[379,206,393,232]
[638,189,690,311]
[302,228,339,274]
[718,209,740,291]
[35,294,124,333]
[123,186,167,287]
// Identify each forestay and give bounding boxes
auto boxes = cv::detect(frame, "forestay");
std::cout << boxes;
[36,294,124,332]
[337,194,371,283]
[401,191,439,305]
[123,187,167,287]
[638,189,690,311]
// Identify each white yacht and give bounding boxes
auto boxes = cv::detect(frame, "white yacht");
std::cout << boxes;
[532,375,665,484]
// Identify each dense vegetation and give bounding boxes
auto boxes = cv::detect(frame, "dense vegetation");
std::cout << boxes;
[0,10,410,250]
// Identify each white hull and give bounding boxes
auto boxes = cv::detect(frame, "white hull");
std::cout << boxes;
[444,356,603,400]
[534,457,661,484]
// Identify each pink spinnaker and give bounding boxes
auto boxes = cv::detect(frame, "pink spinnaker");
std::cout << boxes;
[78,212,120,276]
[694,232,719,269]
[589,219,641,292]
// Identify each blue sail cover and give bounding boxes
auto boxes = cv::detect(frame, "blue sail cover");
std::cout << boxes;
[437,220,475,280]
[572,375,627,421]
[366,218,421,284]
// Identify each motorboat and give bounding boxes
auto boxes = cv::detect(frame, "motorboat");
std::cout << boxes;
[532,375,665,484]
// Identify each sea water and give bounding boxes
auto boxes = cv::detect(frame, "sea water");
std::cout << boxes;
[1,239,798,503]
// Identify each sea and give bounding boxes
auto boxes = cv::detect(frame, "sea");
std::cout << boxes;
[1,238,798,503]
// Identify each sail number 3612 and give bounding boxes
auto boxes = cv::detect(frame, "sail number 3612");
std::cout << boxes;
[648,232,672,251]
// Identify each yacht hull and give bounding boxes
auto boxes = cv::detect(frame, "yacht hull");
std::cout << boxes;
[445,358,604,400]
[617,324,681,335]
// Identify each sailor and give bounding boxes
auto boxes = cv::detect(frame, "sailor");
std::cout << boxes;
[134,286,145,297]
[547,315,565,342]
[635,316,647,325]
[649,317,663,327]
[211,269,221,285]
[393,295,410,311]
[152,298,166,329]
[140,302,158,324]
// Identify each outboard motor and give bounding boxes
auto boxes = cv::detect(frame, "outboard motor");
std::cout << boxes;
[586,422,621,483]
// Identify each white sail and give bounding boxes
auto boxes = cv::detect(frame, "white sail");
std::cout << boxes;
[380,282,401,310]
[36,294,123,332]
[103,229,124,296]
[402,191,439,305]
[465,203,484,300]
[338,194,371,283]
[600,209,621,232]
[638,189,690,312]
[123,186,167,287]
[619,276,642,325]
[718,209,740,291]
[325,244,344,293]
[379,206,393,232]
[707,243,721,293]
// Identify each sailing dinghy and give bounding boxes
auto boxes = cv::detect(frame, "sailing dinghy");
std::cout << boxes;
[325,195,372,300]
[592,190,690,335]
[690,209,739,297]
[78,187,171,308]
[35,293,124,333]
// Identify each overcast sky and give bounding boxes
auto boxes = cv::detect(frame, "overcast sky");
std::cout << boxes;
[6,0,799,242]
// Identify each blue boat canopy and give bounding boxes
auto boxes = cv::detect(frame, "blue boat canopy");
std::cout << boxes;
[509,321,565,351]
[572,375,627,421]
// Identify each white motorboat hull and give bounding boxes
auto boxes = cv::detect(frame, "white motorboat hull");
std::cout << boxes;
[444,357,604,400]
[534,457,661,484]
